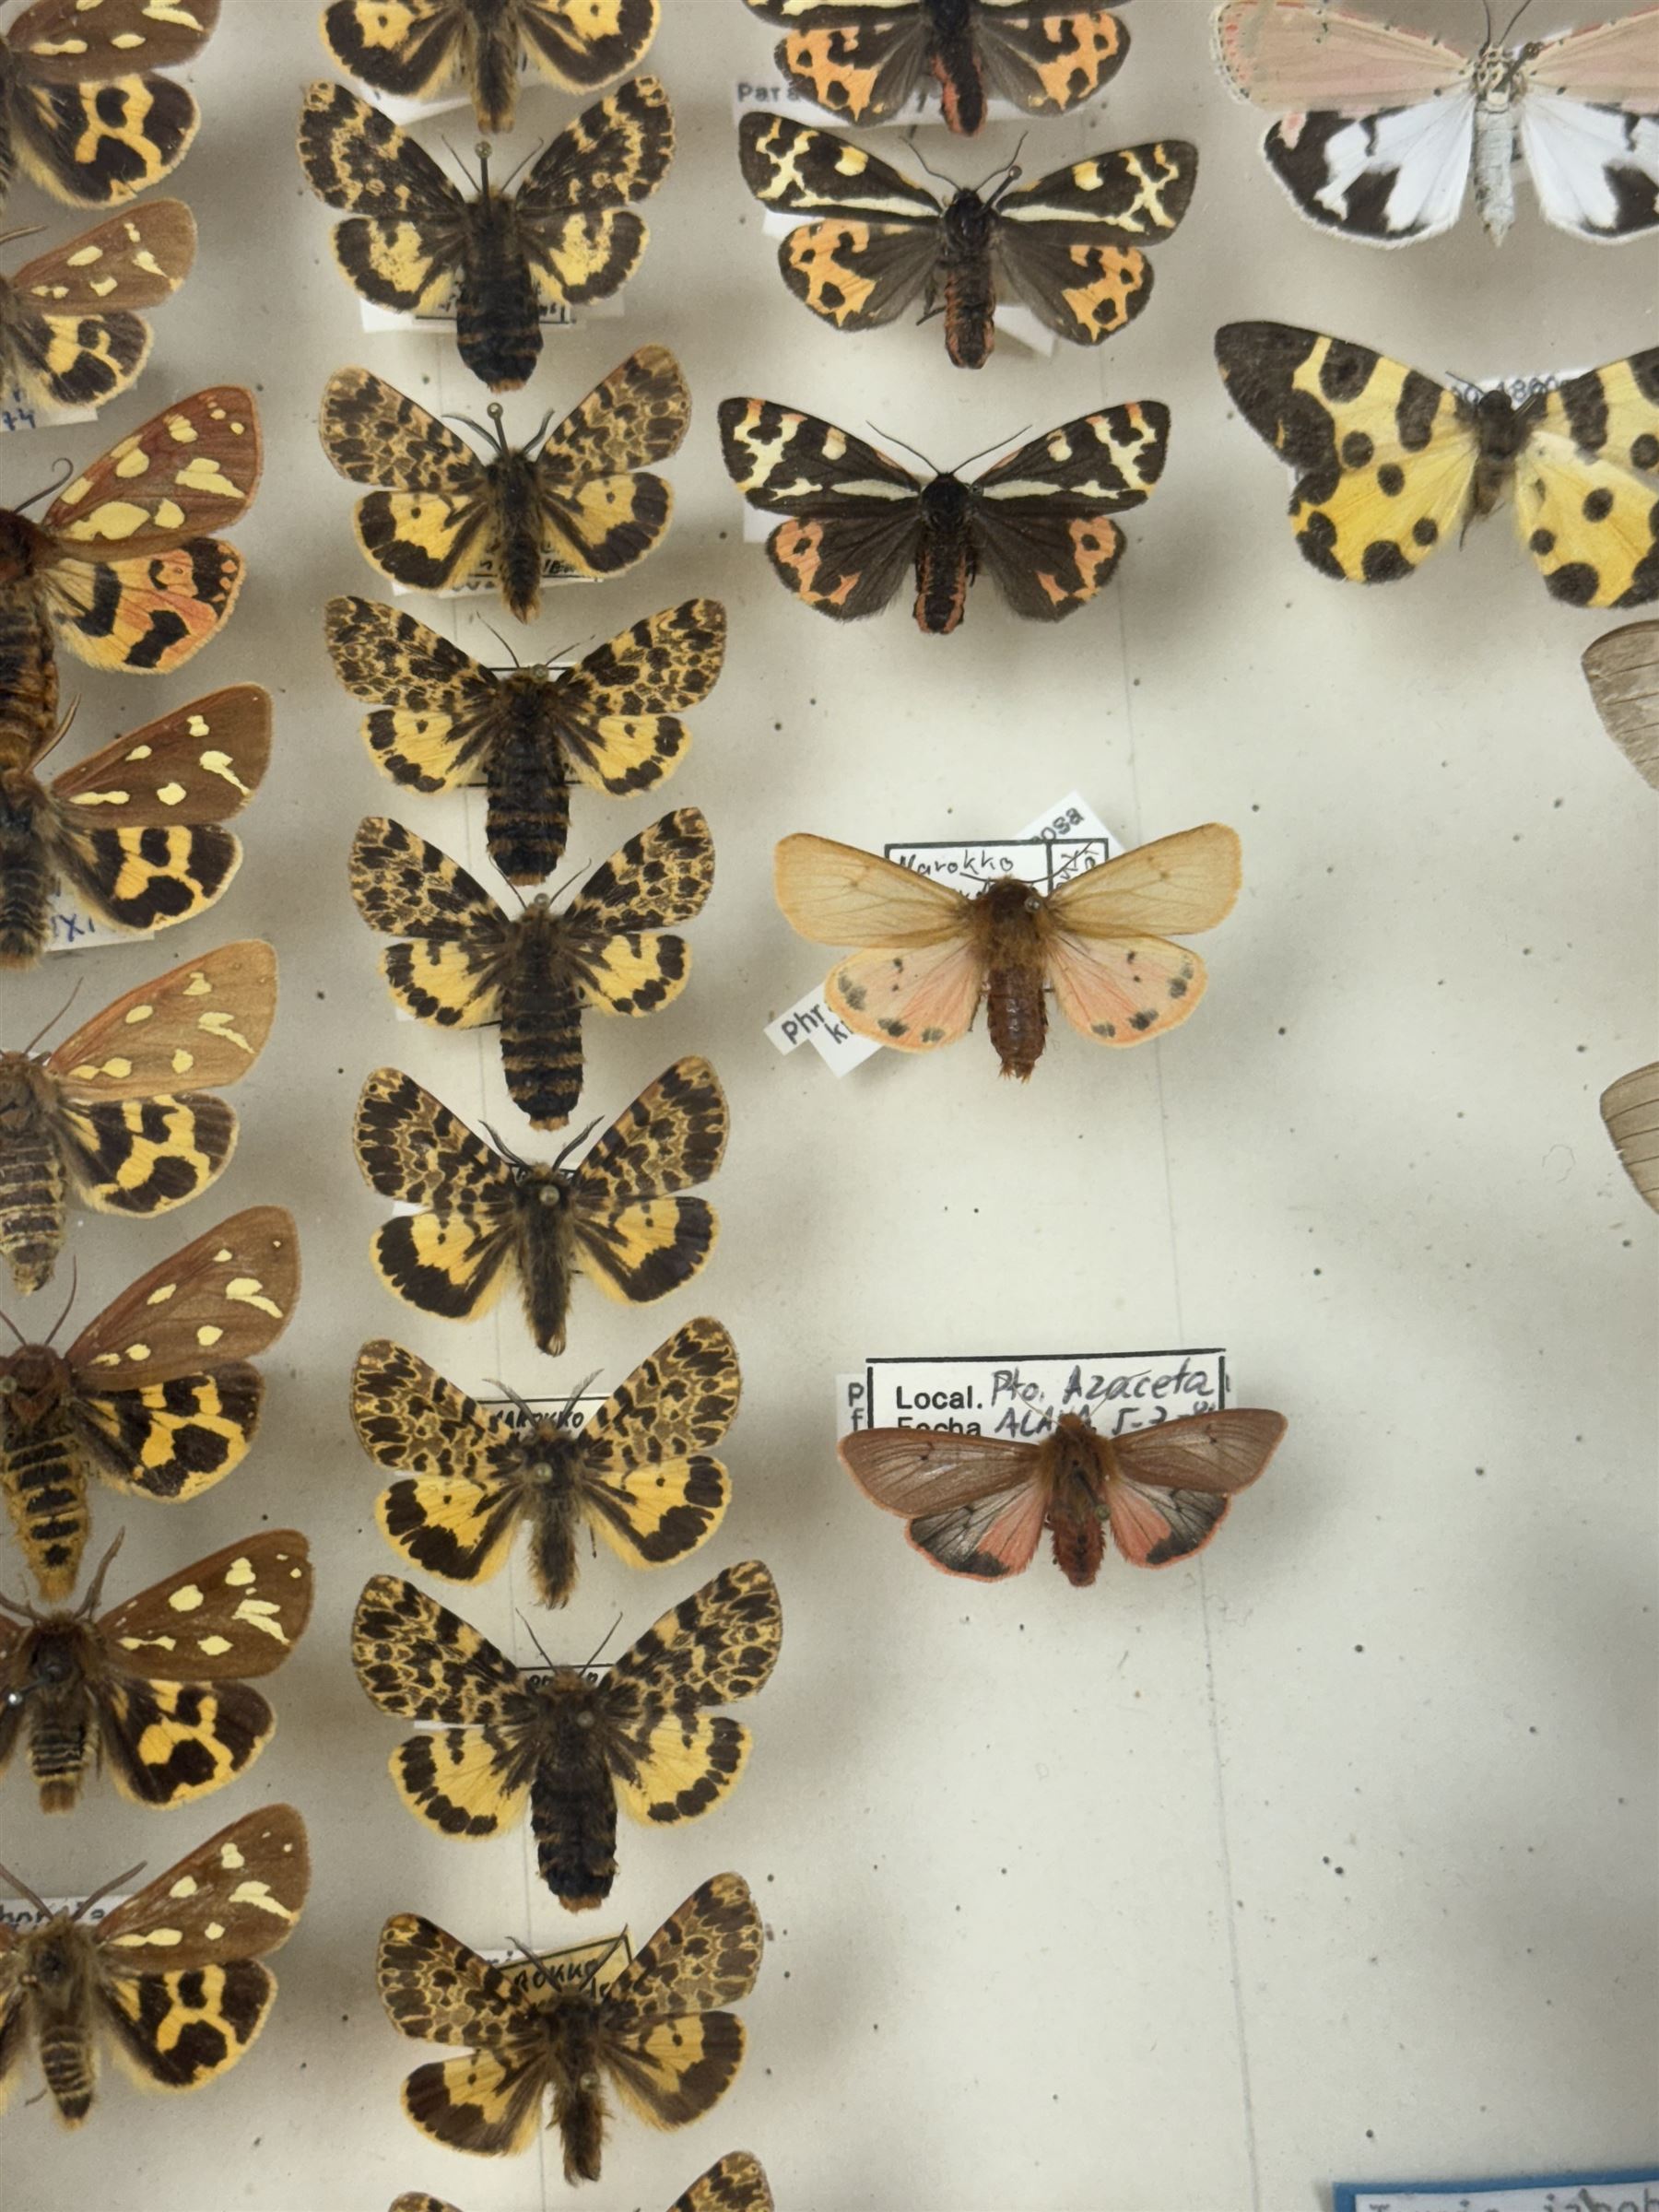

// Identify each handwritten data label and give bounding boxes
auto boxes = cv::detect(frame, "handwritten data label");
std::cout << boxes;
[45,898,150,958]
[360,290,623,337]
[0,381,96,435]
[1334,2179,1659,2212]
[732,71,1020,130]
[492,1931,632,1993]
[0,1895,124,1930]
[838,1347,1230,1440]
[390,553,594,601]
[767,792,1118,1074]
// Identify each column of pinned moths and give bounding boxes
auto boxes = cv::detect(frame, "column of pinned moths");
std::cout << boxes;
[305,6,778,2205]
[0,0,314,2153]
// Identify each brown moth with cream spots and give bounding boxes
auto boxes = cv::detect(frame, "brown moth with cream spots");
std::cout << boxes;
[0,1204,300,1600]
[0,198,196,413]
[0,1801,309,2127]
[0,939,277,1293]
[378,1872,762,2175]
[0,1525,312,1810]
[0,684,268,970]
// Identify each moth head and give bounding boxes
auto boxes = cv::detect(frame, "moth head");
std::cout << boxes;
[0,459,73,582]
[2,973,87,1092]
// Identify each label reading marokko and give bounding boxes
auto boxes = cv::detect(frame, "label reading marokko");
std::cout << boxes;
[767,792,1120,1074]
[838,1348,1230,1440]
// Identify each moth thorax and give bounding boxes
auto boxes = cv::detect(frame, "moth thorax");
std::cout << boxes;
[0,1051,50,1119]
[0,508,46,588]
[929,0,974,39]
[1469,387,1540,512]
[915,475,975,635]
[1473,46,1525,108]
[1043,1418,1110,1587]
[21,1921,89,2005]
[0,1344,70,1424]
[944,191,996,255]
[0,762,41,829]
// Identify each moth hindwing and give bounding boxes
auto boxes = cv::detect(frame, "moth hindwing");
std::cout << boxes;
[0,1526,312,1811]
[739,112,1197,369]
[0,385,262,675]
[719,394,1170,631]
[325,594,726,884]
[0,1799,308,2126]
[0,935,278,1295]
[351,1559,782,1907]
[376,1872,762,2177]
[300,76,673,392]
[349,806,713,1125]
[0,0,221,210]
[745,0,1132,137]
[1216,321,1659,607]
[0,199,196,410]
[354,1056,726,1355]
[353,1314,739,1606]
[321,0,663,131]
[318,348,689,620]
[0,1205,300,1600]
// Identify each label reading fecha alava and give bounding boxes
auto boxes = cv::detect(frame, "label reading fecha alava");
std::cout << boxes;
[838,1349,1230,1440]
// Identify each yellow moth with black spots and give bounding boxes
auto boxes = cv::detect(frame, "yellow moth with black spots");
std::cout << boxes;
[322,0,662,131]
[0,1525,312,1811]
[354,1058,725,1355]
[1216,321,1659,606]
[349,806,712,1127]
[0,1801,309,2126]
[0,199,195,413]
[0,0,220,211]
[378,1872,762,2177]
[353,1317,738,1606]
[353,1559,781,1909]
[319,348,689,621]
[0,1204,300,1600]
[299,76,673,393]
[0,939,277,1295]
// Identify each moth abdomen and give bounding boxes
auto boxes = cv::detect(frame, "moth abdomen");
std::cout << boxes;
[985,961,1048,1080]
[487,709,571,883]
[914,477,974,633]
[0,1409,88,1600]
[1049,1502,1105,1587]
[38,2018,97,2125]
[0,818,53,967]
[0,591,57,765]
[29,1707,92,1812]
[527,1482,582,1607]
[517,1187,578,1355]
[552,2063,608,2183]
[500,964,585,1128]
[933,20,988,135]
[457,238,542,394]
[530,1749,618,1910]
[470,22,522,135]
[0,1111,66,1290]
[937,206,996,370]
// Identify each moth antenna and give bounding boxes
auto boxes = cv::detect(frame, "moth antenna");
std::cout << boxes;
[1499,0,1535,41]
[868,422,938,475]
[12,456,75,515]
[0,221,46,250]
[582,1611,623,1673]
[521,406,559,462]
[550,1116,601,1171]
[479,618,522,669]
[475,140,491,195]
[516,1609,559,1672]
[77,1528,125,1618]
[478,1121,529,1169]
[441,135,479,190]
[901,130,956,194]
[541,635,585,669]
[1481,0,1493,40]
[975,135,1024,198]
[45,1263,76,1350]
[952,425,1031,477]
[19,974,83,1057]
[499,138,545,194]
[0,1304,25,1347]
[0,1582,41,1623]
[508,1935,552,1987]
[560,1370,600,1426]
[484,1374,536,1421]
[69,1862,146,1924]
[0,1861,52,1920]
[33,693,80,771]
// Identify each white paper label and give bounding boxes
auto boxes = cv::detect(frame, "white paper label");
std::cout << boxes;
[733,70,1020,129]
[0,1895,125,1929]
[44,899,152,957]
[1335,2185,1659,2212]
[838,1348,1230,1440]
[359,291,624,337]
[488,1931,633,1990]
[767,792,1118,1073]
[390,554,594,600]
[0,384,97,434]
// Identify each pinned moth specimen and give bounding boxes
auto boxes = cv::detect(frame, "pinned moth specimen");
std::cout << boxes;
[319,349,690,620]
[352,1315,739,1606]
[0,199,195,413]
[0,684,268,970]
[744,0,1130,136]
[0,1526,312,1811]
[1213,0,1659,247]
[718,394,1169,629]
[354,1057,725,1355]
[1601,1063,1659,1210]
[0,1204,300,1600]
[841,1407,1288,1583]
[1216,322,1659,607]
[774,825,1241,1076]
[0,938,277,1296]
[388,2150,774,2212]
[0,1801,309,2126]
[349,807,713,1126]
[299,76,674,392]
[0,385,262,693]
[378,1872,762,2175]
[0,0,219,210]
[739,113,1196,369]
[322,0,662,132]
[325,594,726,886]
[353,1559,781,1909]
[1583,620,1659,787]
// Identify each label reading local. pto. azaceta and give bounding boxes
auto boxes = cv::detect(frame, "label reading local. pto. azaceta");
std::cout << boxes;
[837,1348,1230,1440]
[767,791,1120,1075]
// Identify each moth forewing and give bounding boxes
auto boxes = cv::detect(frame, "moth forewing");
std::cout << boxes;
[673,2154,776,2212]
[1601,1061,1659,1209]
[1583,619,1659,786]
[321,0,663,129]
[0,199,196,412]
